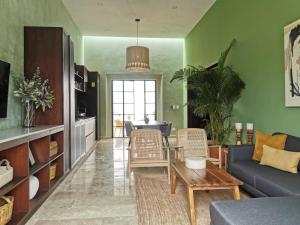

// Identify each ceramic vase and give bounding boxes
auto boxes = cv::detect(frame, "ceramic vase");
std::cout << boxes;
[144,115,149,124]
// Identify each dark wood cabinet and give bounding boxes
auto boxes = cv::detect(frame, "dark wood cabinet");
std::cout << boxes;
[86,71,101,140]
[24,26,75,172]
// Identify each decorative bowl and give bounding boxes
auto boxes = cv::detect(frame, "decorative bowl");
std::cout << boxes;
[185,157,206,169]
[29,175,39,200]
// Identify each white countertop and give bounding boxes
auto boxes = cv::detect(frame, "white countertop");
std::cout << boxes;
[0,125,64,144]
[75,116,96,124]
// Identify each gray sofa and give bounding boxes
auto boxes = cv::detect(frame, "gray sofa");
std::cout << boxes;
[210,197,300,225]
[210,133,300,225]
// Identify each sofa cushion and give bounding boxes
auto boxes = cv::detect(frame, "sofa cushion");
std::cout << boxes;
[273,133,300,170]
[285,134,300,151]
[260,145,300,173]
[255,172,300,196]
[210,197,300,225]
[253,131,287,161]
[230,161,286,187]
[273,133,300,151]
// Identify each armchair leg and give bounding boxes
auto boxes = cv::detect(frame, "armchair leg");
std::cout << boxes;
[128,149,132,185]
[165,136,169,147]
[167,148,170,184]
[167,164,170,184]
[128,167,131,185]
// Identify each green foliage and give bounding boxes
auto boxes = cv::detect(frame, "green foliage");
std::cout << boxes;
[170,39,245,145]
[14,67,54,112]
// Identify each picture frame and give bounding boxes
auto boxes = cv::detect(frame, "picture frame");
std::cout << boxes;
[284,19,300,107]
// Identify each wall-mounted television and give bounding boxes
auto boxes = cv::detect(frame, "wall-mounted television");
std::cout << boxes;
[0,60,11,118]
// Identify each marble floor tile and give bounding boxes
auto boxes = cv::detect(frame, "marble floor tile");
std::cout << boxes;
[26,138,139,225]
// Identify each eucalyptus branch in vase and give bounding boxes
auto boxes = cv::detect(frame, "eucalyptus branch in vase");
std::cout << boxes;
[14,67,55,127]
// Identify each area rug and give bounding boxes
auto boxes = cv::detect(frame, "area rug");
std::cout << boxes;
[135,173,249,225]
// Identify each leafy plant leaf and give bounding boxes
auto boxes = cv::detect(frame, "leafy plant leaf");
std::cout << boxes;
[170,39,245,145]
[13,67,55,112]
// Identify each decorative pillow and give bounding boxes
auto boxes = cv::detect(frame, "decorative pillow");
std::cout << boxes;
[252,131,287,161]
[260,145,300,173]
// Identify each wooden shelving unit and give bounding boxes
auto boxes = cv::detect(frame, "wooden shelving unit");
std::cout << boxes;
[0,177,28,196]
[0,126,64,225]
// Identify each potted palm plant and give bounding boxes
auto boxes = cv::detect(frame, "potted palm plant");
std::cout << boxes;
[170,40,245,163]
[14,67,54,127]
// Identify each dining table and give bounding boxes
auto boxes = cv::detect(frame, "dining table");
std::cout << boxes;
[132,120,164,129]
[131,120,171,146]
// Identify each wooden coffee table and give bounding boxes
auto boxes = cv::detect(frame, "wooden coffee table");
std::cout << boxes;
[171,160,243,225]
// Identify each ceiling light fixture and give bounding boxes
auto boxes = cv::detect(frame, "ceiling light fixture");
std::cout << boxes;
[126,18,150,72]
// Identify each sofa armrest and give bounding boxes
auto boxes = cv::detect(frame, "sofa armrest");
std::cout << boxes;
[227,144,254,172]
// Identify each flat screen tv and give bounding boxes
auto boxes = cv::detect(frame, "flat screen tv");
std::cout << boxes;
[0,60,10,118]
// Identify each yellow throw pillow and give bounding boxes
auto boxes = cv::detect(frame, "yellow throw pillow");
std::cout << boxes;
[252,131,287,161]
[260,145,300,173]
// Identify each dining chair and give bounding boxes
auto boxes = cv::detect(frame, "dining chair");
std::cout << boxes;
[124,121,134,146]
[128,129,170,184]
[114,119,123,137]
[160,122,172,147]
[175,128,222,168]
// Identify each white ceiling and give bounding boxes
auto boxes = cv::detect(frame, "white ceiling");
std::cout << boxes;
[62,0,215,38]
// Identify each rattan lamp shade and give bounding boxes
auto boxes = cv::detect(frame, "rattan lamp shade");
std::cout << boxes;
[126,46,150,72]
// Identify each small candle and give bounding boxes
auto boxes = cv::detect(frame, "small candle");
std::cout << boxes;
[235,123,242,130]
[246,123,253,130]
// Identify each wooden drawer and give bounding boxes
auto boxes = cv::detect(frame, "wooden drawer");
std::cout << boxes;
[85,119,95,137]
[86,131,96,151]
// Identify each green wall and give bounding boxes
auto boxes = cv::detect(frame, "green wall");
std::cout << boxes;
[84,37,184,137]
[0,0,83,129]
[185,0,300,137]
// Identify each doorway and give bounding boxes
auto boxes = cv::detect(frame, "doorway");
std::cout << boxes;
[112,80,157,137]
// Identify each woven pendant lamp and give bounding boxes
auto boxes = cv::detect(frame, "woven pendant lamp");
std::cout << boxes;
[126,18,150,71]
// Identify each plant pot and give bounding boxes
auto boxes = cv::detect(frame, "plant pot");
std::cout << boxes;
[208,145,227,166]
[23,102,35,127]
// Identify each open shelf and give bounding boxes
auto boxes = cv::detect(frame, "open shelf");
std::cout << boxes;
[0,177,27,196]
[50,132,63,154]
[50,176,63,189]
[7,212,27,225]
[75,82,86,92]
[49,152,64,163]
[75,72,84,80]
[75,87,83,91]
[29,136,50,163]
[29,191,48,211]
[75,86,85,92]
[51,156,64,178]
[6,179,29,224]
[30,162,49,175]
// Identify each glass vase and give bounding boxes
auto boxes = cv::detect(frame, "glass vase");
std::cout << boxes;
[23,102,35,127]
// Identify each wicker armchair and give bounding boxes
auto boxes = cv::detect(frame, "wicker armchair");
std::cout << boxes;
[175,128,222,168]
[128,129,170,183]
